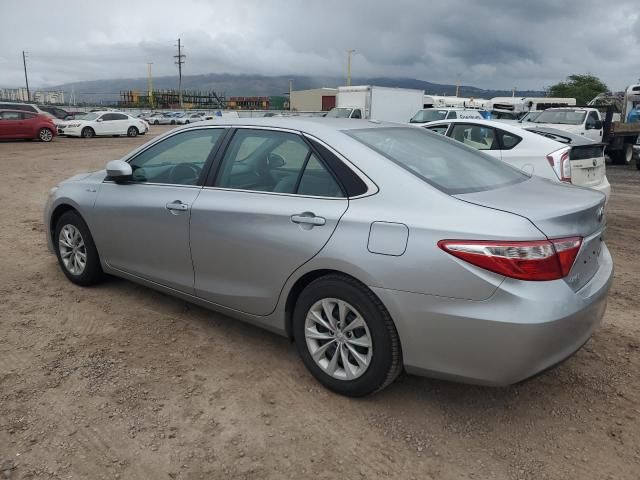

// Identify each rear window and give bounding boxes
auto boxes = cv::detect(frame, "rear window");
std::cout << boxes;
[346,127,527,194]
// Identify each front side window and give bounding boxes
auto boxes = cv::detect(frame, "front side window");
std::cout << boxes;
[127,128,224,185]
[446,111,457,119]
[351,109,362,119]
[586,111,599,127]
[449,124,497,150]
[347,127,527,195]
[215,129,343,197]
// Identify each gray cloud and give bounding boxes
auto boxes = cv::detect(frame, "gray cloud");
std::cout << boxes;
[0,0,638,91]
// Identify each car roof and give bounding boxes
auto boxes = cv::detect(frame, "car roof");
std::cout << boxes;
[0,109,37,114]
[194,117,404,136]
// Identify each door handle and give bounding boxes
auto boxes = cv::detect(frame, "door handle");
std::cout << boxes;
[291,212,326,226]
[166,200,189,212]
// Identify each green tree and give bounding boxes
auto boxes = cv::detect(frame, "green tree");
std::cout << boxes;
[546,74,608,105]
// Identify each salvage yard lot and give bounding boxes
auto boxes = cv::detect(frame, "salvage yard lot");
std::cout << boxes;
[1,127,639,479]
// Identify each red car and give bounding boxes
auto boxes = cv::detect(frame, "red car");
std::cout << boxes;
[0,109,57,142]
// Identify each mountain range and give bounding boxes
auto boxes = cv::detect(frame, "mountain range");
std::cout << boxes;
[47,73,546,104]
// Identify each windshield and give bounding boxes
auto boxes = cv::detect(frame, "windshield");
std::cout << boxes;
[346,127,527,194]
[410,110,448,123]
[533,110,586,125]
[326,108,353,118]
[81,113,100,121]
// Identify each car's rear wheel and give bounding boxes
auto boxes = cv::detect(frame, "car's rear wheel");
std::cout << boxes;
[154,120,159,125]
[127,126,138,137]
[170,120,176,125]
[293,275,402,396]
[54,211,104,286]
[39,127,54,142]
[611,143,633,165]
[81,127,95,138]
[185,120,190,124]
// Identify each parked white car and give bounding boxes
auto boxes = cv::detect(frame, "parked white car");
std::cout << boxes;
[422,119,611,200]
[175,113,205,125]
[59,112,148,138]
[409,108,484,126]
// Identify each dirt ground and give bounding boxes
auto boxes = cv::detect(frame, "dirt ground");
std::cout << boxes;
[1,127,639,480]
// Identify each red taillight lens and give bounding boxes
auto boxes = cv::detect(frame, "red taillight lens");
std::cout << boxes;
[547,146,572,183]
[438,237,582,281]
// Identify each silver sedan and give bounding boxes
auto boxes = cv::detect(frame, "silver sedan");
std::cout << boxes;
[44,118,613,396]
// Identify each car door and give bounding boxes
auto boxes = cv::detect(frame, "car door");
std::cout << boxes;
[190,127,349,316]
[584,111,603,141]
[91,127,227,293]
[0,111,24,138]
[109,113,130,135]
[93,113,113,135]
[448,123,502,160]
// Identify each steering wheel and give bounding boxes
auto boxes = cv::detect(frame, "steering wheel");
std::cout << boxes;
[168,163,201,185]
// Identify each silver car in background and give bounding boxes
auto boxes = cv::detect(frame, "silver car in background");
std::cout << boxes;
[44,118,612,396]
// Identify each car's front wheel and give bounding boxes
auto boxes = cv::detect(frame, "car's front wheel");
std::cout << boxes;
[127,126,138,137]
[39,127,54,142]
[54,211,104,286]
[293,275,402,396]
[81,127,95,138]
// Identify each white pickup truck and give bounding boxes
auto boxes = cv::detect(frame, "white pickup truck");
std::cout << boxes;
[527,84,640,165]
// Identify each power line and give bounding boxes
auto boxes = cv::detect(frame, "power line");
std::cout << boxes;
[174,38,186,108]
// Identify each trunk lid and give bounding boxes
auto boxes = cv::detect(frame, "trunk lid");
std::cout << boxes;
[455,177,607,291]
[569,144,607,189]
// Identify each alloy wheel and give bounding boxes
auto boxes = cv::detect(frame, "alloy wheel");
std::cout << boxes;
[58,224,87,275]
[304,298,373,380]
[39,128,53,142]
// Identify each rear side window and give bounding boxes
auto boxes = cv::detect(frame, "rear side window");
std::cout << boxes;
[498,130,522,149]
[346,127,527,195]
[0,111,21,120]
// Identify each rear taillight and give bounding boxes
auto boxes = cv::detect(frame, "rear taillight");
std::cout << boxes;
[546,146,572,183]
[438,237,582,281]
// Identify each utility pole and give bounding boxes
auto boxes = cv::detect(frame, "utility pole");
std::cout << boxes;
[174,38,186,108]
[147,63,154,109]
[22,51,30,101]
[346,49,355,86]
[289,79,293,112]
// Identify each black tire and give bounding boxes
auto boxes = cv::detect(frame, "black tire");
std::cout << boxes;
[54,211,104,286]
[611,143,633,165]
[127,126,138,137]
[154,120,159,125]
[39,127,54,142]
[170,120,176,125]
[185,120,190,124]
[81,127,95,138]
[293,274,402,397]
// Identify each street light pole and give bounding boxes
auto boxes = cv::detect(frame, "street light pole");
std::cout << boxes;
[346,49,355,86]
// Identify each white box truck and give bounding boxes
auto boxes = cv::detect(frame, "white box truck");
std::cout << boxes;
[326,85,424,123]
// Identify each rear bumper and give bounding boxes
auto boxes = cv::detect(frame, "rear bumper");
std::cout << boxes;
[588,177,611,203]
[372,244,613,386]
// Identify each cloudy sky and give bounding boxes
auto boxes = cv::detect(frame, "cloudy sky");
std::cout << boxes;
[1,0,638,90]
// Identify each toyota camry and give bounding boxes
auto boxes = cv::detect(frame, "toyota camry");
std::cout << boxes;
[44,118,612,396]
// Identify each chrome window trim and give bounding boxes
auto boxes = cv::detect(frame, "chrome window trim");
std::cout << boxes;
[120,125,231,164]
[200,185,348,201]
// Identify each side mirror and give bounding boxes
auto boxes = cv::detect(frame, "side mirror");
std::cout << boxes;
[96,118,103,123]
[106,160,132,182]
